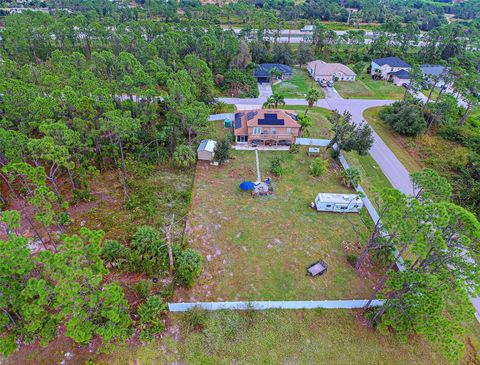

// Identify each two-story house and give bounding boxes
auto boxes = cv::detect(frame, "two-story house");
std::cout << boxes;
[233,110,301,146]
[370,57,411,79]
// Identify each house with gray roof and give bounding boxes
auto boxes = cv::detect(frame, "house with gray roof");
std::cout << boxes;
[420,64,450,87]
[254,64,293,83]
[370,57,411,79]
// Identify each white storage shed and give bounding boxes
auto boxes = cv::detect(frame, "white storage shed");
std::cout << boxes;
[314,193,363,213]
[197,140,217,161]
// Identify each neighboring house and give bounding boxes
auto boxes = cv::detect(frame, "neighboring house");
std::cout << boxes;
[314,193,363,213]
[254,64,293,83]
[370,57,411,79]
[420,64,450,87]
[197,140,217,161]
[389,69,411,86]
[301,25,314,32]
[307,60,356,82]
[233,109,301,146]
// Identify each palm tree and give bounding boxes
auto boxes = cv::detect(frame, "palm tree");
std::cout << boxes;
[263,93,285,108]
[269,67,282,83]
[305,88,321,115]
[297,113,312,136]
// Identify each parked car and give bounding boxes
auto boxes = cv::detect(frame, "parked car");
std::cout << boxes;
[402,83,409,89]
[327,80,334,87]
[319,79,327,88]
[420,81,430,90]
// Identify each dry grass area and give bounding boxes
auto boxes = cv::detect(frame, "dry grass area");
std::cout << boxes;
[174,149,382,302]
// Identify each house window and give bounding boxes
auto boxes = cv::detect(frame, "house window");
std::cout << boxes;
[237,136,247,143]
[353,205,358,208]
[253,127,261,135]
[271,127,277,135]
[286,128,291,134]
[326,204,332,208]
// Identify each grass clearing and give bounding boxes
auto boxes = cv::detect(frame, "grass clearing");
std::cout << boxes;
[272,67,325,99]
[177,148,381,302]
[103,309,453,365]
[336,75,405,100]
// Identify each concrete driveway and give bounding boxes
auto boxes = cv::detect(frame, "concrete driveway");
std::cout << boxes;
[257,82,273,98]
[323,86,342,99]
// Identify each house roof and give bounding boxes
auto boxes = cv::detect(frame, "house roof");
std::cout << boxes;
[254,64,293,78]
[389,69,410,79]
[420,64,447,77]
[372,57,410,68]
[197,140,216,153]
[234,109,300,136]
[307,60,356,77]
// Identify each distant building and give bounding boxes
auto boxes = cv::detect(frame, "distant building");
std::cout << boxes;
[371,57,411,79]
[307,60,356,82]
[254,64,293,83]
[197,140,217,161]
[420,64,450,87]
[233,109,301,146]
[301,25,314,32]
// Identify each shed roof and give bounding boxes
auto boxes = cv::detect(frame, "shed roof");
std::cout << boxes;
[372,57,410,68]
[254,64,293,78]
[197,140,216,153]
[315,193,362,204]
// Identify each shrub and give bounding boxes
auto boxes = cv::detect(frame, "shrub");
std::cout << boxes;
[341,167,361,188]
[310,158,327,177]
[173,144,196,168]
[289,144,300,154]
[175,248,203,287]
[346,254,358,267]
[379,100,426,136]
[131,226,162,257]
[184,306,208,331]
[269,156,284,176]
[138,295,168,341]
[133,280,153,300]
[214,138,231,164]
[101,240,127,266]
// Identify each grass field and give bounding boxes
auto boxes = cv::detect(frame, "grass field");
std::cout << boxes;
[176,149,381,302]
[335,75,405,100]
[272,68,325,99]
[103,309,458,365]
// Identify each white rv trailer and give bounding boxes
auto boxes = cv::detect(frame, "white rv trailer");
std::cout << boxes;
[314,193,363,213]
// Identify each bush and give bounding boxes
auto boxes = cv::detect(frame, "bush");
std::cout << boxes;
[269,156,284,176]
[379,100,426,136]
[175,248,203,287]
[289,144,300,154]
[214,138,231,164]
[101,240,127,266]
[133,280,153,300]
[173,144,196,168]
[310,158,327,177]
[131,226,162,257]
[184,306,208,331]
[138,295,168,341]
[346,254,358,267]
[341,167,361,188]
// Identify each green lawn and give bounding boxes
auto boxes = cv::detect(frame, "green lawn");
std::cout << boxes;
[102,309,456,365]
[178,149,380,302]
[336,75,405,100]
[272,68,325,99]
[363,107,424,173]
[278,105,332,138]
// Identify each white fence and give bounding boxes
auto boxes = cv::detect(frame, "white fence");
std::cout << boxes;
[168,299,385,312]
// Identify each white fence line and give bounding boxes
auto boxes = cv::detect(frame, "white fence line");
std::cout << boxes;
[168,299,385,312]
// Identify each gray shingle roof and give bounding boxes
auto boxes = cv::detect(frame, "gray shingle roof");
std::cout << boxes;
[372,57,410,68]
[420,64,446,77]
